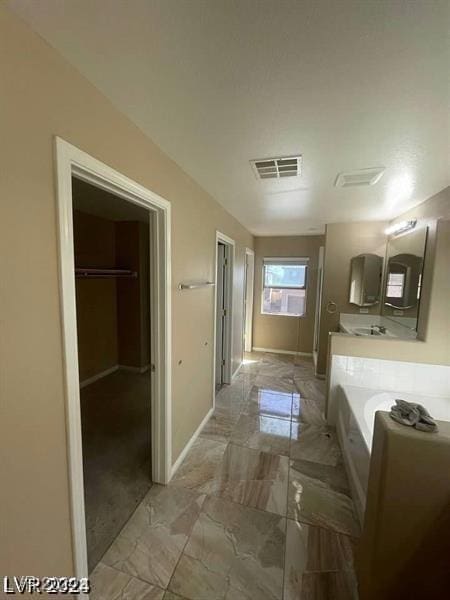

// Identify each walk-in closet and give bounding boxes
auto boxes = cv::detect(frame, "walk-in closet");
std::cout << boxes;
[72,177,152,571]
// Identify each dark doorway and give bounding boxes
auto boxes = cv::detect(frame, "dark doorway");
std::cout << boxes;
[72,177,152,571]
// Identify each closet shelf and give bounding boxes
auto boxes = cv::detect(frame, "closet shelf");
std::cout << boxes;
[75,268,137,279]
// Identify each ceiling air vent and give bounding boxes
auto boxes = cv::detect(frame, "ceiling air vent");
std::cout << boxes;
[335,167,385,188]
[251,155,302,179]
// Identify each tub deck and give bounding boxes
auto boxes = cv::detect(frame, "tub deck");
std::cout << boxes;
[337,384,450,523]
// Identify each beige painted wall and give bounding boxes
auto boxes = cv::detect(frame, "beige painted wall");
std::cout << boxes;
[388,187,450,344]
[0,8,253,575]
[328,189,450,368]
[252,236,324,353]
[317,221,388,374]
[329,218,450,366]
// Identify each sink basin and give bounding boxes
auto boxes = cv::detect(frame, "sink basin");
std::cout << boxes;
[353,327,382,336]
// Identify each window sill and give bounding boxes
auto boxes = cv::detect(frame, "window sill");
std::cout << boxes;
[261,312,307,318]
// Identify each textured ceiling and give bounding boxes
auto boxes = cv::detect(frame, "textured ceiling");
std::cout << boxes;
[8,0,450,235]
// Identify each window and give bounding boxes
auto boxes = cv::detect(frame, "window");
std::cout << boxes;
[386,272,405,299]
[262,257,308,316]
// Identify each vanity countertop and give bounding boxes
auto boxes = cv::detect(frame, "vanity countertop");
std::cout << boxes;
[339,313,417,339]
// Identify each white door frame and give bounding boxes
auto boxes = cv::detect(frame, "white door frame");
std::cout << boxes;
[213,231,235,401]
[244,248,255,353]
[313,246,324,370]
[55,137,172,582]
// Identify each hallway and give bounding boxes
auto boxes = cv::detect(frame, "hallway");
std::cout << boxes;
[90,352,359,600]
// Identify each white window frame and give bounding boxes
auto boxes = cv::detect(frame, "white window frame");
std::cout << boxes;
[261,257,309,318]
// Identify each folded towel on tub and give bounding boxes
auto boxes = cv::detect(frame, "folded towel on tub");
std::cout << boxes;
[390,399,438,433]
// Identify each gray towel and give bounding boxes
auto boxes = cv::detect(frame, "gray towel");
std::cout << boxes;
[390,399,438,433]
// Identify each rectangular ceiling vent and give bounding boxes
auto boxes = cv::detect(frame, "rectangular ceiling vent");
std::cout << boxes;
[251,155,302,179]
[335,167,385,187]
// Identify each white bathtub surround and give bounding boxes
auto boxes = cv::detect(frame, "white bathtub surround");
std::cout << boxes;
[336,385,450,523]
[339,313,417,339]
[328,354,450,425]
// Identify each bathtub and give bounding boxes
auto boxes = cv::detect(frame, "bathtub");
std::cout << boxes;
[336,385,450,524]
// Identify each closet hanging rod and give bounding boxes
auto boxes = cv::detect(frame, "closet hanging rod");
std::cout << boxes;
[178,281,215,290]
[75,268,137,279]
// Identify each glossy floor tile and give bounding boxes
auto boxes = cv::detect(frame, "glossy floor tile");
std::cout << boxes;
[92,350,359,599]
[90,563,164,600]
[168,495,286,600]
[170,437,227,493]
[172,438,289,516]
[162,593,188,600]
[243,385,294,420]
[284,520,357,600]
[254,373,296,394]
[102,485,205,588]
[292,395,326,425]
[289,458,351,495]
[259,360,294,379]
[214,442,289,515]
[293,359,316,379]
[295,378,326,405]
[288,461,360,537]
[290,422,341,466]
[199,410,238,443]
[231,413,291,456]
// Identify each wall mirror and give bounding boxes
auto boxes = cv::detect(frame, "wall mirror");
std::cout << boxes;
[382,227,428,330]
[349,253,384,307]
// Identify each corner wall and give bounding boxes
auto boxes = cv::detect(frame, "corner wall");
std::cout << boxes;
[0,7,252,575]
[252,235,324,354]
[328,188,450,368]
[317,221,388,374]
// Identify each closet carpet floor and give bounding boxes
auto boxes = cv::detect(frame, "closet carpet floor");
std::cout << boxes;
[90,352,360,600]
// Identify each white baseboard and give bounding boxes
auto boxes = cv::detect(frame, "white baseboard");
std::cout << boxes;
[252,347,313,357]
[80,363,150,388]
[170,406,214,479]
[80,365,119,388]
[119,364,150,374]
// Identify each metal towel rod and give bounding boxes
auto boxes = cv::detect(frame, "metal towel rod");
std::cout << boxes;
[75,267,137,279]
[178,281,215,290]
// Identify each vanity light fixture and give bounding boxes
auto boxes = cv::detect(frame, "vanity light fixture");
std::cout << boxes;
[385,219,417,236]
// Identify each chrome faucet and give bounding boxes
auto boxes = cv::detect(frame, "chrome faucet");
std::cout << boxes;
[371,324,386,334]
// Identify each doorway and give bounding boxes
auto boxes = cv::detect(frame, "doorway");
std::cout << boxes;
[214,232,234,392]
[313,245,324,374]
[55,138,171,581]
[243,248,255,353]
[72,178,153,571]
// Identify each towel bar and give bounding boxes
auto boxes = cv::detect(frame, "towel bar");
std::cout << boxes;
[178,281,215,290]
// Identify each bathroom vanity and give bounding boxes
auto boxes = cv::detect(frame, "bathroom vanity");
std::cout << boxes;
[339,313,417,339]
[341,225,428,340]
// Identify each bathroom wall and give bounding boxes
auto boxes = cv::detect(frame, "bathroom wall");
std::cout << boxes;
[327,353,450,424]
[0,8,253,576]
[317,221,388,374]
[388,188,450,343]
[252,235,324,354]
[328,210,450,373]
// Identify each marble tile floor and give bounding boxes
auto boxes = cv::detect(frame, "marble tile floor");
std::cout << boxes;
[90,351,360,600]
